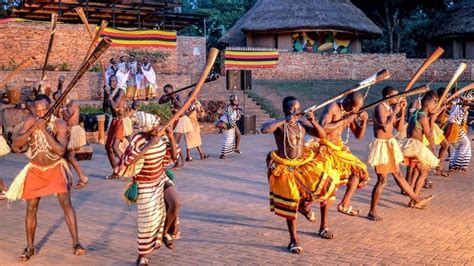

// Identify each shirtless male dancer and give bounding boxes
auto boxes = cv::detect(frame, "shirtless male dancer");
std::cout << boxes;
[104,75,128,179]
[367,86,433,221]
[53,90,88,189]
[9,94,86,260]
[262,96,340,254]
[317,92,369,216]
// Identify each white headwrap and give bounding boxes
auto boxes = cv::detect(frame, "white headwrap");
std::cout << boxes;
[131,111,160,132]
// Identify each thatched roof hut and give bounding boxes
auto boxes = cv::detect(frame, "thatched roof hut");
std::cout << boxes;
[219,0,382,53]
[431,0,474,39]
[427,0,474,59]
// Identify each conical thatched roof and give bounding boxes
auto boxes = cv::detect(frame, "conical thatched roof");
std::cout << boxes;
[431,0,474,38]
[219,0,382,46]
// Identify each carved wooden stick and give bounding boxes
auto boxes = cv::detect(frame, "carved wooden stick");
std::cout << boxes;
[404,47,444,92]
[303,69,390,114]
[446,83,474,103]
[436,63,467,110]
[41,13,58,83]
[44,38,112,120]
[0,56,36,89]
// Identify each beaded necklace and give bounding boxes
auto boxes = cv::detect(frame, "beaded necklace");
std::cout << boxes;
[283,122,303,159]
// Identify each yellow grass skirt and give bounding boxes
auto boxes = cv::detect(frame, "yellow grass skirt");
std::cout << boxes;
[268,148,339,220]
[308,138,369,188]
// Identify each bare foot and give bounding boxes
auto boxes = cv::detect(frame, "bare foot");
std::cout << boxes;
[414,195,434,209]
[367,211,384,222]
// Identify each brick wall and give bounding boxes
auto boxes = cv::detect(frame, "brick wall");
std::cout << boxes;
[0,21,205,75]
[249,52,474,81]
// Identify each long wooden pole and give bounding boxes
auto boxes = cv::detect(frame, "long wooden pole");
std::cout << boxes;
[403,47,444,92]
[81,20,108,67]
[44,38,112,120]
[75,7,107,85]
[154,48,220,137]
[164,74,220,97]
[358,84,429,113]
[41,13,58,83]
[446,83,474,103]
[0,56,36,89]
[436,63,467,110]
[303,69,390,114]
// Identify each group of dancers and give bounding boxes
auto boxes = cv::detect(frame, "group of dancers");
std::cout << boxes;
[262,86,472,254]
[0,64,472,265]
[106,54,158,101]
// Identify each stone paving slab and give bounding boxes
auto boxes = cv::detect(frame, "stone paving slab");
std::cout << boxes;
[0,132,473,265]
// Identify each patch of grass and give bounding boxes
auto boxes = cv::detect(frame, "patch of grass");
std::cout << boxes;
[251,80,470,117]
[79,103,172,121]
[141,103,172,121]
[247,91,282,118]
[80,106,103,114]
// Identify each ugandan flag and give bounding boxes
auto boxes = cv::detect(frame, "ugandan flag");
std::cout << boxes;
[224,49,279,69]
[98,27,177,49]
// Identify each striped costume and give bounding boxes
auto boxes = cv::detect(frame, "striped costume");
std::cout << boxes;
[121,133,171,256]
[220,105,241,156]
[445,104,471,170]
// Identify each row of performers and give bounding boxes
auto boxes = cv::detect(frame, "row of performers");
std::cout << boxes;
[106,55,157,101]
[262,86,472,254]
[0,81,471,263]
[1,85,187,264]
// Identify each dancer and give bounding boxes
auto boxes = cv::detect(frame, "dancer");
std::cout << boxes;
[52,90,88,189]
[219,92,243,159]
[126,55,138,100]
[159,84,189,168]
[104,75,128,179]
[444,95,472,171]
[185,91,208,161]
[141,56,157,100]
[399,91,440,200]
[367,86,433,221]
[115,113,178,265]
[105,57,117,85]
[7,94,86,260]
[312,92,369,217]
[262,96,339,254]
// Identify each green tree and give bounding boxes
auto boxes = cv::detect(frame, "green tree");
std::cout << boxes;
[180,0,256,50]
[352,0,448,57]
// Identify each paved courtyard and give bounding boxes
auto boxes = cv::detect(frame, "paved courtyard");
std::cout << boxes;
[0,132,473,265]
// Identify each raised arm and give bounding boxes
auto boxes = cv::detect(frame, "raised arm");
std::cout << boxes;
[62,100,79,121]
[261,118,286,134]
[13,116,36,149]
[105,89,125,112]
[420,114,436,153]
[300,112,326,138]
[394,101,406,133]
[349,111,368,140]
